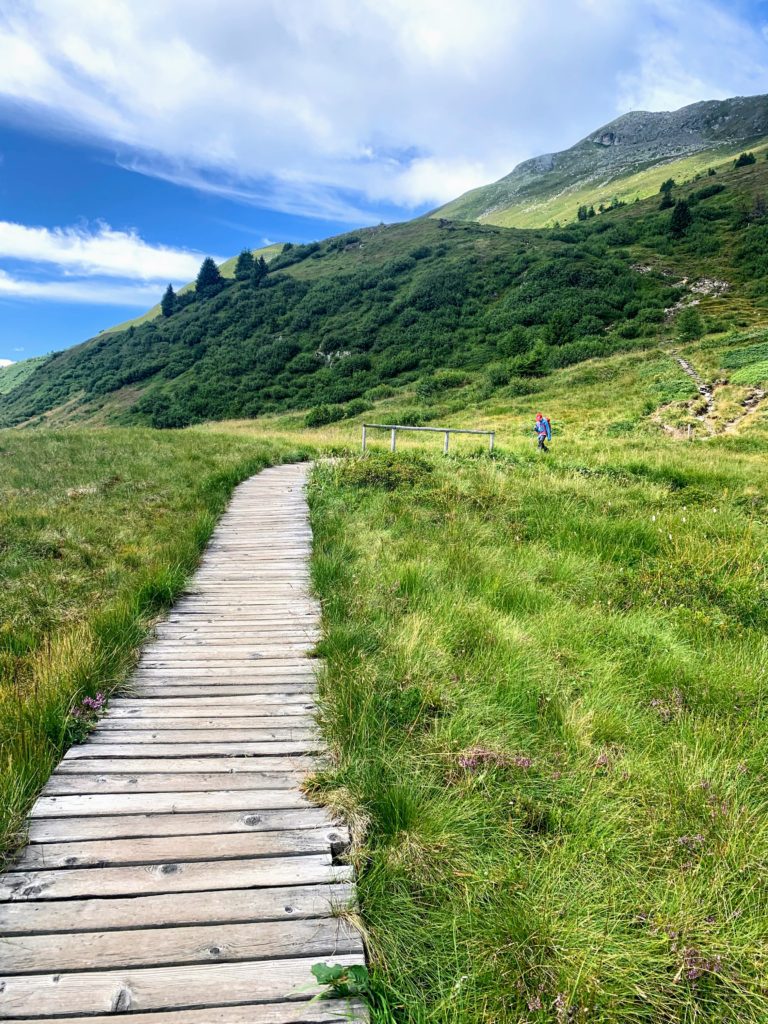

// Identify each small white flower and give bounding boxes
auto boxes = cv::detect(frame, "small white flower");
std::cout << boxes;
[651,515,656,522]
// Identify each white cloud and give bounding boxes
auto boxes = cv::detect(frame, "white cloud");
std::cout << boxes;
[0,1,767,216]
[0,269,162,305]
[0,220,216,281]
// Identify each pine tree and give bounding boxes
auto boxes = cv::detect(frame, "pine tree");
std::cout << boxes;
[234,249,254,281]
[251,255,268,286]
[734,152,756,168]
[160,283,177,317]
[659,178,676,195]
[195,257,222,297]
[670,199,692,237]
[587,205,595,218]
[577,205,588,221]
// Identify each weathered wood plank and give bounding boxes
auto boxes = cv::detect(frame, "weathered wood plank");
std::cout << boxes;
[1,997,366,1024]
[98,713,315,728]
[56,756,317,774]
[1,917,363,973]
[26,807,331,842]
[44,771,304,794]
[0,882,354,934]
[64,742,318,758]
[129,686,316,697]
[15,825,348,868]
[0,853,349,900]
[86,728,317,744]
[30,789,313,817]
[109,697,315,710]
[0,954,363,1016]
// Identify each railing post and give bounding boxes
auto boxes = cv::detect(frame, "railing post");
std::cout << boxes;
[489,431,495,452]
[444,430,450,454]
[390,428,397,452]
[362,424,367,452]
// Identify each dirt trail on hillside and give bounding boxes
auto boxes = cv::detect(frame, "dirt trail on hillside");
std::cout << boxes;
[655,348,766,438]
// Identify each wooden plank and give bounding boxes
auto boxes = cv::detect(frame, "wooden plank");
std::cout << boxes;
[44,772,305,794]
[30,789,313,817]
[27,807,331,842]
[97,713,314,728]
[133,667,318,677]
[56,756,317,775]
[15,826,348,869]
[109,695,315,708]
[64,743,319,759]
[44,771,304,794]
[1,917,363,973]
[86,728,317,744]
[0,997,364,1024]
[0,854,349,900]
[0,954,363,1017]
[129,686,316,697]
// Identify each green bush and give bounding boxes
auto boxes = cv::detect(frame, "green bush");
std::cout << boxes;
[337,451,434,490]
[305,404,345,428]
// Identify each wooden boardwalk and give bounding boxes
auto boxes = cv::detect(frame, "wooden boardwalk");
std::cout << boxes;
[0,463,366,1022]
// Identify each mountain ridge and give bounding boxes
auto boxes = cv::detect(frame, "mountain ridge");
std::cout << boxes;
[435,93,768,227]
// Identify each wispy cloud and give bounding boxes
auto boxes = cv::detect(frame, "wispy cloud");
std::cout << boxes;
[0,269,162,305]
[2,1,767,217]
[0,220,216,281]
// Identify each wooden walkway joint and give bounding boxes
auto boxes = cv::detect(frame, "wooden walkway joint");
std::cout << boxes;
[0,463,366,1022]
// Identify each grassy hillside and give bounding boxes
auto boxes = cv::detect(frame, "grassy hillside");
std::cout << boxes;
[442,138,768,229]
[6,150,768,432]
[0,356,49,395]
[435,94,768,228]
[0,428,313,862]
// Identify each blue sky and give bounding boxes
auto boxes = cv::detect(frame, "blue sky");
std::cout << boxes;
[2,0,768,362]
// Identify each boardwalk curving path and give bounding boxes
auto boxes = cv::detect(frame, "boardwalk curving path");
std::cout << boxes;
[0,463,365,1022]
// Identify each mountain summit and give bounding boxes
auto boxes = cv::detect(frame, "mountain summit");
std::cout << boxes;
[436,93,768,227]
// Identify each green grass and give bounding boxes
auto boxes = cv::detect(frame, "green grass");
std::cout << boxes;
[0,427,313,863]
[307,421,768,1021]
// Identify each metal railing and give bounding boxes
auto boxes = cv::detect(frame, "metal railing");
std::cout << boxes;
[362,423,496,453]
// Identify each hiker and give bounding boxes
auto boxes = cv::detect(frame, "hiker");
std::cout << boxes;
[534,412,552,451]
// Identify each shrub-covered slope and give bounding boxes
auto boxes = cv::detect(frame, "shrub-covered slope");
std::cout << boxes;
[0,219,678,428]
[5,149,768,429]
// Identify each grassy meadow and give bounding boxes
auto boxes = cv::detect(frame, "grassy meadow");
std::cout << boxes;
[296,343,768,1023]
[1,315,766,1021]
[0,427,312,862]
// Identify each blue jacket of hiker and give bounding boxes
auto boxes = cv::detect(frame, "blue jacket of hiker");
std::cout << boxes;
[535,418,551,440]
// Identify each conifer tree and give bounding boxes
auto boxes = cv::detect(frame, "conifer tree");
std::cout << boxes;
[235,249,254,281]
[195,257,222,297]
[251,255,268,286]
[160,283,177,317]
[670,199,692,237]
